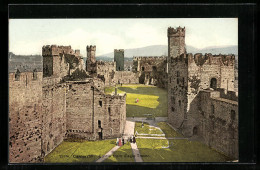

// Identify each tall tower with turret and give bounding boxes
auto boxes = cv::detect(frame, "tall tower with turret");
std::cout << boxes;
[114,49,124,71]
[168,26,186,59]
[86,45,97,74]
[167,26,188,130]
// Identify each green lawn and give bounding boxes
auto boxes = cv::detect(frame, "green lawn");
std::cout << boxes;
[136,122,231,162]
[136,138,231,162]
[157,122,184,138]
[134,122,163,135]
[105,84,168,117]
[104,142,135,162]
[44,139,116,163]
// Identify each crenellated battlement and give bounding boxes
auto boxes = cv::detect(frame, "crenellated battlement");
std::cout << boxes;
[167,26,185,37]
[171,53,236,67]
[87,45,96,52]
[133,56,167,61]
[42,45,77,56]
[114,49,124,54]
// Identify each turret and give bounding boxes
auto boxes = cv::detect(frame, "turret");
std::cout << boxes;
[168,26,186,58]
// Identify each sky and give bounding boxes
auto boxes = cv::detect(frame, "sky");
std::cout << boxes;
[9,18,238,57]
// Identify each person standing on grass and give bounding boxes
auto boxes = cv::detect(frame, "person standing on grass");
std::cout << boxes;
[116,138,119,146]
[119,138,122,146]
[122,137,125,145]
[133,135,136,143]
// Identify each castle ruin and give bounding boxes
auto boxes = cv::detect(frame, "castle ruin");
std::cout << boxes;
[9,26,238,162]
[167,26,238,159]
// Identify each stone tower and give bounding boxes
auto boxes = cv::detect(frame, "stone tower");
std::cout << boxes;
[168,26,186,59]
[42,45,73,78]
[86,45,97,73]
[167,26,188,130]
[114,49,124,71]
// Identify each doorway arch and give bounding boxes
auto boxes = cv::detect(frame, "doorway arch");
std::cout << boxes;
[210,78,217,90]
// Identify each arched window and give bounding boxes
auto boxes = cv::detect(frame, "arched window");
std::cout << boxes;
[15,69,20,81]
[210,78,217,90]
[142,67,144,71]
[193,126,198,136]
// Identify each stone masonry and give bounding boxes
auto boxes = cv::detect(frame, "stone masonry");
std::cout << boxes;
[9,45,127,163]
[167,26,238,159]
[9,26,239,163]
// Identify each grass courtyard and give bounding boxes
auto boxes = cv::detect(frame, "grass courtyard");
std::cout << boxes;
[44,139,116,163]
[104,142,135,162]
[44,84,231,163]
[105,84,167,117]
[136,122,232,162]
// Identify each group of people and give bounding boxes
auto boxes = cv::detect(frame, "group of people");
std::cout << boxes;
[129,135,136,143]
[116,135,136,146]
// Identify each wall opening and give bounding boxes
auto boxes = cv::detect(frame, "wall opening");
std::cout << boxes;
[33,69,37,80]
[98,120,101,128]
[15,69,20,81]
[99,101,102,107]
[210,78,217,90]
[142,67,144,71]
[108,107,111,115]
[193,126,198,136]
[152,66,157,71]
[231,110,236,121]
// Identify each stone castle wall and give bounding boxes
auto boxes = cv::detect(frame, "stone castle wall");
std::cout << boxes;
[9,71,43,163]
[65,80,126,140]
[133,56,168,88]
[42,81,67,157]
[184,90,238,159]
[167,26,238,159]
[9,45,127,163]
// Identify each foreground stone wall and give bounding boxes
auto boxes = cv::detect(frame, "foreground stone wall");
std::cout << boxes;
[65,79,126,140]
[186,90,238,159]
[9,71,43,163]
[42,80,67,157]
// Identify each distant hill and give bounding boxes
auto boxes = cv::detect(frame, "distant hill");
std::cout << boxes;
[97,45,238,59]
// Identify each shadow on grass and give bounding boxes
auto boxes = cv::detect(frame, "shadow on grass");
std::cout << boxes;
[104,148,135,162]
[136,138,233,162]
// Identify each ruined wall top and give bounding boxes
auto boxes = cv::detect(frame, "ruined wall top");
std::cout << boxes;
[171,53,236,67]
[133,56,167,61]
[87,45,96,52]
[167,26,185,37]
[42,45,80,56]
[114,49,124,53]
